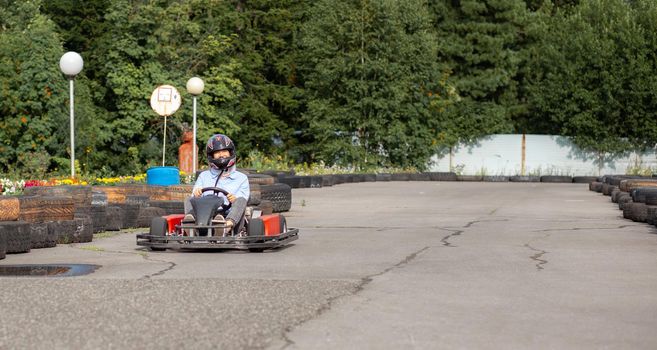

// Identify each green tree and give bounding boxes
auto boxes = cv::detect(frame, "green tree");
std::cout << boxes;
[300,0,450,169]
[68,0,244,174]
[527,0,657,155]
[0,0,102,177]
[431,0,529,146]
[228,0,310,159]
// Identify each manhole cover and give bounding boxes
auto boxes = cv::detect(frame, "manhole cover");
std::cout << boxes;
[0,264,100,277]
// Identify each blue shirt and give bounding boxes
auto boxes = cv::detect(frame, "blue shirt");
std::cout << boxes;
[193,168,250,206]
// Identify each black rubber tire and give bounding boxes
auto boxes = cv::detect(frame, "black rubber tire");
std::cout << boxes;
[321,175,335,187]
[260,183,292,213]
[74,215,94,243]
[277,175,302,188]
[279,215,287,233]
[247,218,264,235]
[248,183,262,206]
[632,203,648,222]
[617,194,632,209]
[572,176,598,184]
[647,206,657,225]
[105,206,123,231]
[457,175,483,182]
[18,195,75,222]
[148,217,167,251]
[90,204,107,233]
[147,200,185,215]
[593,182,603,193]
[125,195,150,207]
[375,174,391,182]
[409,173,430,181]
[247,218,265,253]
[150,217,168,236]
[137,207,167,228]
[0,196,20,221]
[47,220,78,244]
[610,188,621,203]
[0,231,5,260]
[540,175,573,183]
[427,172,457,181]
[391,173,411,181]
[509,176,540,182]
[602,184,617,196]
[114,203,140,228]
[483,176,509,182]
[622,202,635,220]
[645,192,657,206]
[23,185,92,217]
[247,174,275,186]
[633,188,657,203]
[29,222,56,249]
[309,176,323,188]
[91,190,109,205]
[0,221,31,253]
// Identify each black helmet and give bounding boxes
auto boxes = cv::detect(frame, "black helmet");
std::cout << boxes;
[206,134,236,170]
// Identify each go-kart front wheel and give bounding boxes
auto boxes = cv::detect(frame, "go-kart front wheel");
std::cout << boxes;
[247,218,265,253]
[148,217,168,251]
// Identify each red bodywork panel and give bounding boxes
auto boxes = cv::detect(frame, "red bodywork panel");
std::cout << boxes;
[260,214,281,236]
[165,214,186,234]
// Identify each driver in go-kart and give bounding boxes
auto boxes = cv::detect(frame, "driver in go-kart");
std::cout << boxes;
[183,134,250,234]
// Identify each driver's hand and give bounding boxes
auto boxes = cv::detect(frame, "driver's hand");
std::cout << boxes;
[192,187,203,197]
[227,193,237,203]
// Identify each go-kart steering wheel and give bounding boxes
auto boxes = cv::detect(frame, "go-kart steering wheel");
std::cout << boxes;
[200,186,232,211]
[201,186,230,196]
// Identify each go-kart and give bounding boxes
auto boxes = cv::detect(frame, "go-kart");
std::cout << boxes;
[136,186,298,252]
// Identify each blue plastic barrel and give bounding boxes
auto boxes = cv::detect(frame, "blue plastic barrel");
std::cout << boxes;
[146,166,180,186]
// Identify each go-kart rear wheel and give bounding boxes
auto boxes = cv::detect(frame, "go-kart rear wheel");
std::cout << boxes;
[148,217,168,251]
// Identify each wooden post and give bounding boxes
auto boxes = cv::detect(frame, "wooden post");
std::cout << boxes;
[521,133,526,176]
[449,146,453,172]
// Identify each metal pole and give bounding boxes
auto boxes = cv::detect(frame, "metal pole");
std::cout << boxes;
[69,79,75,178]
[192,96,197,175]
[162,115,167,166]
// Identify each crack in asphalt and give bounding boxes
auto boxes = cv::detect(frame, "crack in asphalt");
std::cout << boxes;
[278,246,430,350]
[523,224,637,270]
[532,224,635,233]
[69,244,177,280]
[439,219,509,247]
[440,228,464,247]
[524,243,548,270]
[139,255,177,280]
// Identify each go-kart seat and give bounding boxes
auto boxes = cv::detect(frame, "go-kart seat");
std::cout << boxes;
[190,195,226,225]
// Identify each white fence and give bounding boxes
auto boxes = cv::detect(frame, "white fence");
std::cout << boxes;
[429,134,657,176]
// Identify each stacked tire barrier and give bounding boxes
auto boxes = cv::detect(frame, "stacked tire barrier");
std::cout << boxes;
[0,170,601,261]
[589,175,657,225]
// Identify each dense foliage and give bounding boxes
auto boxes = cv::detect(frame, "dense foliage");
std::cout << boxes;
[1,0,657,176]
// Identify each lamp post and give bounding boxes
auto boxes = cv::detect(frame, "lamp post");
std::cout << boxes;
[59,52,84,178]
[186,77,204,175]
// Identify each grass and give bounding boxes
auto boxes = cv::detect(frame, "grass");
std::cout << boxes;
[79,245,105,252]
[93,227,143,239]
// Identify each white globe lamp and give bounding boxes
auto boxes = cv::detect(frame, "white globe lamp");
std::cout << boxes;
[186,77,205,174]
[59,51,84,178]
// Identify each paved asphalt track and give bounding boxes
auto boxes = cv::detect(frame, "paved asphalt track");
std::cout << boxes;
[1,182,656,349]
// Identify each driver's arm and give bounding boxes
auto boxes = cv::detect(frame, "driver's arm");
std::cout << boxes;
[192,187,203,197]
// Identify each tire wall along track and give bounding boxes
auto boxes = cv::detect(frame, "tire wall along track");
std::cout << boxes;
[0,221,31,253]
[18,196,74,223]
[260,183,292,213]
